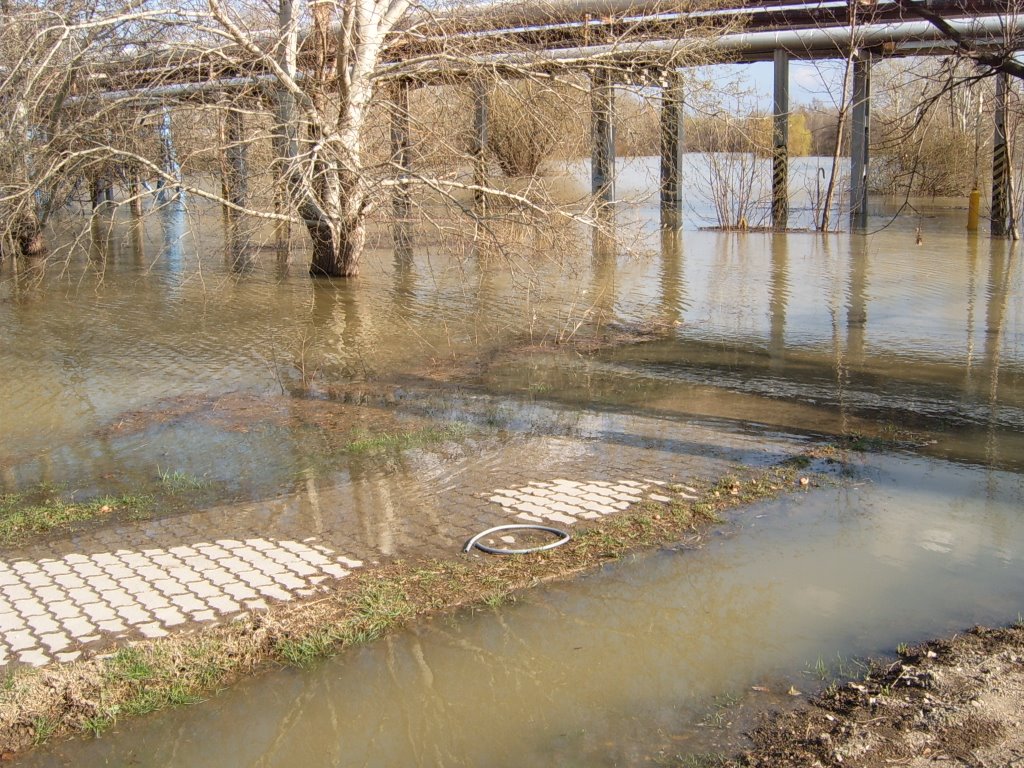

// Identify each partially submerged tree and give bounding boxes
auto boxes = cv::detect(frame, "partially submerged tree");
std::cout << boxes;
[0,0,194,257]
[1,0,745,274]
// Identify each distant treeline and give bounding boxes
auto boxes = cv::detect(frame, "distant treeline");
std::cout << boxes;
[407,75,992,199]
[613,98,841,158]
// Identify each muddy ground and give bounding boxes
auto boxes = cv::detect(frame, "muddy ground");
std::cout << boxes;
[730,625,1024,768]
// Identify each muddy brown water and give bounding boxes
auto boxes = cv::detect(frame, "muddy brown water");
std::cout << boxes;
[2,158,1023,764]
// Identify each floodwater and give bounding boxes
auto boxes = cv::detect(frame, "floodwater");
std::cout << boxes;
[2,155,1024,764]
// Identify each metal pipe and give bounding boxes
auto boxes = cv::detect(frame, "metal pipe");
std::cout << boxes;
[77,15,1024,102]
[409,0,849,34]
[468,15,1024,65]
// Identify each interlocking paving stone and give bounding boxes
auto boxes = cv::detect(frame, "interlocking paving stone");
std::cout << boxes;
[0,536,365,668]
[0,406,806,669]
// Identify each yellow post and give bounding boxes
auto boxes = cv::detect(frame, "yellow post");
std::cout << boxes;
[967,187,980,232]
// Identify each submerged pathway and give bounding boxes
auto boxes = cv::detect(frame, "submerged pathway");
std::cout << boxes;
[0,404,806,669]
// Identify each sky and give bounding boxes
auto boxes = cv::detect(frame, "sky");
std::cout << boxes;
[704,60,849,109]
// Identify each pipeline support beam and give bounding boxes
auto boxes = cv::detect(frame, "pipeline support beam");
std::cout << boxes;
[156,107,182,204]
[91,176,114,211]
[591,68,616,205]
[772,49,789,230]
[472,79,489,209]
[850,54,871,230]
[659,69,683,228]
[224,108,247,211]
[391,79,413,261]
[591,67,616,207]
[992,71,1012,238]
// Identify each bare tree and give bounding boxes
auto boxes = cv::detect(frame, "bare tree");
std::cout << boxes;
[1,0,743,275]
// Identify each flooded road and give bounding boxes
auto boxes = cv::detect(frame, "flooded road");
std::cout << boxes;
[1,157,1023,764]
[21,451,1024,767]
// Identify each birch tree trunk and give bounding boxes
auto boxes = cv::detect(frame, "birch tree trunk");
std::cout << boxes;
[266,0,408,277]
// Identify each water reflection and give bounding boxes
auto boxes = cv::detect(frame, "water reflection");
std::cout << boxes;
[129,220,146,267]
[393,221,414,269]
[159,199,187,274]
[88,213,115,268]
[658,225,684,327]
[845,236,868,365]
[1,195,1022,495]
[591,233,617,325]
[224,220,256,274]
[768,232,788,368]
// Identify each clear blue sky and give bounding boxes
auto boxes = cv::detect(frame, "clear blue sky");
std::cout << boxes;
[706,60,847,108]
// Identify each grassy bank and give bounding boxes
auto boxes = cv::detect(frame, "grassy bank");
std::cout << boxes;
[0,456,826,757]
[0,489,152,546]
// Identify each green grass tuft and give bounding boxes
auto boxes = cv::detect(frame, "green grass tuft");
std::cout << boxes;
[343,423,468,454]
[0,487,153,545]
[157,468,211,492]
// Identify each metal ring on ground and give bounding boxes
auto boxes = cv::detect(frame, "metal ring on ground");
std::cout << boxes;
[463,524,571,555]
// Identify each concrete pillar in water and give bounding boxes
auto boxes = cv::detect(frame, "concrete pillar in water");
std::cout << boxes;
[591,67,616,207]
[772,49,790,230]
[391,79,413,263]
[472,78,488,210]
[850,54,871,231]
[991,72,1012,237]
[659,69,684,229]
[223,108,248,214]
[91,176,114,212]
[157,107,182,204]
[128,172,143,218]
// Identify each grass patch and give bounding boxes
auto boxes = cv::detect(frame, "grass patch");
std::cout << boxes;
[107,648,155,682]
[676,754,727,768]
[157,468,211,492]
[0,455,826,756]
[342,423,468,454]
[0,487,153,545]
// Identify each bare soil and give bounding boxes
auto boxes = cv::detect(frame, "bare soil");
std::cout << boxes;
[731,625,1024,768]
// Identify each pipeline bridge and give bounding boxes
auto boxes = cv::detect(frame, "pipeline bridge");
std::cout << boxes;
[85,0,1024,235]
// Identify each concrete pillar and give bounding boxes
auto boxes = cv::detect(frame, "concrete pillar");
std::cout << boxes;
[772,49,790,230]
[992,71,1012,237]
[391,79,413,264]
[591,67,616,206]
[91,175,113,211]
[659,70,684,229]
[472,79,488,209]
[224,108,247,211]
[156,107,182,204]
[850,54,871,230]
[128,171,143,217]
